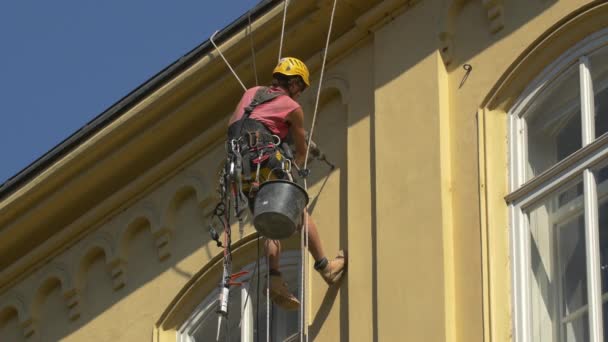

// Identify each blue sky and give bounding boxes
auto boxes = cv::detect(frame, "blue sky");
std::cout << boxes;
[0,0,260,184]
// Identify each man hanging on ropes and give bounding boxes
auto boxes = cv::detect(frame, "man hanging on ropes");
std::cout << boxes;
[226,57,346,310]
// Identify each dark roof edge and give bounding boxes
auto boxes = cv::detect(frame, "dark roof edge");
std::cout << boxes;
[0,0,278,200]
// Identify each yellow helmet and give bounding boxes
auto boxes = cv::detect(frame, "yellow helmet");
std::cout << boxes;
[273,57,310,87]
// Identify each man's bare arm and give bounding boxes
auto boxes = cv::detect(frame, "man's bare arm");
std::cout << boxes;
[286,107,307,167]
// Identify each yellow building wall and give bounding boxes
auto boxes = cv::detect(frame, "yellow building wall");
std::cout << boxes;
[373,1,450,340]
[2,1,608,341]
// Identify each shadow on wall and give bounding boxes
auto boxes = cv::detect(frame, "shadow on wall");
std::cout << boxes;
[0,90,351,341]
[303,89,349,341]
[0,1,570,339]
[0,177,220,341]
[377,0,560,91]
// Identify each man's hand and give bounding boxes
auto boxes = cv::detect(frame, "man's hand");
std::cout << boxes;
[308,141,321,158]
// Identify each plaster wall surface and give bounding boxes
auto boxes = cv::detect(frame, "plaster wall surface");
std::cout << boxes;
[2,1,607,341]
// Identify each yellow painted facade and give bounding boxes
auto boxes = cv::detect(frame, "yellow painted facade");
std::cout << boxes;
[1,0,607,341]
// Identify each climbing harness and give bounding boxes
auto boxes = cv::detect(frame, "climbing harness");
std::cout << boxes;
[211,86,294,341]
[225,86,294,218]
[208,202,249,341]
[206,0,339,340]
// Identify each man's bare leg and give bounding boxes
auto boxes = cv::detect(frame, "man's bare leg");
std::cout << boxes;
[265,211,326,270]
[264,211,344,310]
[265,237,300,310]
[305,211,325,262]
[265,239,281,271]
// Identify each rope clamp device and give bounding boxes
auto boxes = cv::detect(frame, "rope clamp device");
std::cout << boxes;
[282,159,292,174]
[230,139,240,154]
[247,131,259,147]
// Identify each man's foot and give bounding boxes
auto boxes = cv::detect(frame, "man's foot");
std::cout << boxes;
[267,274,300,311]
[318,250,346,285]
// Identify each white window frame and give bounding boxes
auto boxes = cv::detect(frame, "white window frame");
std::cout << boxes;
[508,27,608,342]
[177,251,302,342]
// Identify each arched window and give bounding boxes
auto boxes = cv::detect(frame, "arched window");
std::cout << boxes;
[177,251,301,342]
[508,28,608,342]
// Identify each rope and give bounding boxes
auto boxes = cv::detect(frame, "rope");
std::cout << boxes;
[248,11,259,86]
[210,30,247,91]
[278,0,289,62]
[255,2,290,340]
[299,227,307,342]
[257,238,261,342]
[300,1,338,341]
[304,0,338,171]
[266,254,270,342]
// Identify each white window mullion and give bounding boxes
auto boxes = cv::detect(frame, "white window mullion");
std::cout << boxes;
[521,206,533,342]
[509,115,526,192]
[583,168,604,342]
[241,285,253,342]
[509,204,531,342]
[581,55,604,342]
[580,56,596,145]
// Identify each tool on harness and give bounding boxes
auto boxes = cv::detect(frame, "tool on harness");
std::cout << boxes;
[208,203,226,249]
[209,225,223,248]
[216,255,248,341]
[212,196,249,341]
[214,87,299,338]
[225,87,292,220]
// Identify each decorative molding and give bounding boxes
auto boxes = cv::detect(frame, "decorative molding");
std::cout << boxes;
[154,231,172,262]
[155,173,212,261]
[438,0,503,66]
[0,292,35,338]
[301,73,350,110]
[165,173,212,212]
[439,32,455,66]
[75,233,124,291]
[117,205,159,262]
[125,203,162,233]
[34,264,81,322]
[438,0,467,67]
[482,0,504,34]
[322,74,351,105]
[108,258,127,291]
[63,289,81,321]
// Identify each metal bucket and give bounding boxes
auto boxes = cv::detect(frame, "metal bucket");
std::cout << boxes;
[253,180,309,239]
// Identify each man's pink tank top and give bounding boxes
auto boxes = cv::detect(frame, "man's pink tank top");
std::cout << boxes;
[229,86,300,139]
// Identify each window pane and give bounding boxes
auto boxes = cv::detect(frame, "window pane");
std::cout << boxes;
[527,180,589,341]
[193,293,242,342]
[252,272,299,341]
[525,67,581,181]
[590,46,608,139]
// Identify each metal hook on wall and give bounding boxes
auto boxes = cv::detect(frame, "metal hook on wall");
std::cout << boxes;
[459,63,473,89]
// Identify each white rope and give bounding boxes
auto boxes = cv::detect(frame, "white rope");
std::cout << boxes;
[268,2,289,340]
[300,1,339,341]
[210,30,247,91]
[300,222,306,342]
[278,0,289,62]
[304,0,338,169]
[266,254,270,342]
[247,11,259,86]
